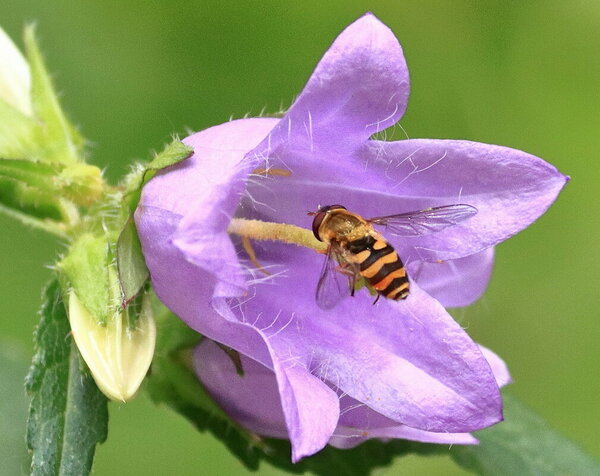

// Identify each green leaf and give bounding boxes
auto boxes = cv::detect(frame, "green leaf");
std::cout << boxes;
[323,441,444,475]
[24,26,82,164]
[265,393,600,476]
[26,279,108,476]
[116,218,149,305]
[59,233,111,324]
[146,305,263,471]
[258,437,445,476]
[451,392,600,476]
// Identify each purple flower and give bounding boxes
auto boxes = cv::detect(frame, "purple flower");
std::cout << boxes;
[135,14,567,461]
[194,338,511,449]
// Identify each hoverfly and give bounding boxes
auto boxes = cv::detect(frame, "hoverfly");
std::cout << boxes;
[309,204,477,310]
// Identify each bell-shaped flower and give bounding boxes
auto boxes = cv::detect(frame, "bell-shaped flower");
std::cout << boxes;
[135,14,567,461]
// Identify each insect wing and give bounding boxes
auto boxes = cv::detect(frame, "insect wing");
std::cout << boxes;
[315,244,355,310]
[368,204,477,237]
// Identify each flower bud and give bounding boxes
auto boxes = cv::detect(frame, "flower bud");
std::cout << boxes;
[0,26,32,116]
[68,290,156,402]
[57,163,105,206]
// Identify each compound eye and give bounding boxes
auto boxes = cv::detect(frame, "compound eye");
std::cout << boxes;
[311,211,327,241]
[319,204,346,213]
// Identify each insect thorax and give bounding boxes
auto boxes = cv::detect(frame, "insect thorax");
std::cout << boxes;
[322,211,370,243]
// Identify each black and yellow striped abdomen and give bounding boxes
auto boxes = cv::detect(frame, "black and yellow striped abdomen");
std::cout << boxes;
[346,233,409,300]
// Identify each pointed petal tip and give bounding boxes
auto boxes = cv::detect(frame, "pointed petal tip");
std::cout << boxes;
[358,11,380,22]
[348,11,394,35]
[291,442,325,463]
[483,396,505,429]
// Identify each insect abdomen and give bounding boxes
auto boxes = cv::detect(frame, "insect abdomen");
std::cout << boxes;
[347,234,409,300]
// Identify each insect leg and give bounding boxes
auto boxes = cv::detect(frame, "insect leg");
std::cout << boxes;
[336,262,358,297]
[241,236,271,276]
[251,167,292,177]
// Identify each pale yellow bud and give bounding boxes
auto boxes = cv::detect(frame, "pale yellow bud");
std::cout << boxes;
[68,291,156,402]
[0,26,32,116]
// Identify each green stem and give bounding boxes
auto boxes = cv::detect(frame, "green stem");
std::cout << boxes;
[0,202,68,239]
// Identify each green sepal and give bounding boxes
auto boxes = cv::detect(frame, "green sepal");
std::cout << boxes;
[215,342,245,376]
[114,139,192,302]
[0,28,104,217]
[0,157,63,189]
[0,157,106,231]
[59,233,112,324]
[26,279,108,476]
[24,25,83,165]
[146,139,194,172]
[0,98,45,159]
[116,218,149,306]
[121,139,193,215]
[0,175,69,222]
[54,162,104,206]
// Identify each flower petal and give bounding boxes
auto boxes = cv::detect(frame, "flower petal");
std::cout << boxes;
[137,199,497,455]
[272,359,340,462]
[407,248,495,307]
[242,138,566,263]
[333,342,511,432]
[227,240,502,433]
[139,118,278,298]
[328,426,478,449]
[195,338,513,451]
[136,204,338,460]
[195,339,340,462]
[194,339,287,437]
[479,345,512,388]
[357,139,568,261]
[140,118,277,217]
[255,13,409,158]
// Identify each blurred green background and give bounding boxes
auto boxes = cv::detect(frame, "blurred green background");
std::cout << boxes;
[0,1,598,475]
